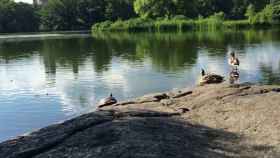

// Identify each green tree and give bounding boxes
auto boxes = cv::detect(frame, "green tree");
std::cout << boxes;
[245,4,256,24]
[272,1,280,21]
[223,0,269,19]
[40,0,81,30]
[77,0,106,28]
[0,0,15,32]
[40,0,136,30]
[0,0,39,32]
[251,4,274,24]
[196,0,226,17]
[13,3,40,32]
[134,0,176,19]
[174,0,198,18]
[104,0,136,21]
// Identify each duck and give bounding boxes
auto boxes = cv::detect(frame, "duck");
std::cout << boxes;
[228,52,240,67]
[199,69,224,85]
[98,93,118,108]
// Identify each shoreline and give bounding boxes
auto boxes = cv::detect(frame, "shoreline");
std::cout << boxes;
[1,83,280,157]
[92,18,279,32]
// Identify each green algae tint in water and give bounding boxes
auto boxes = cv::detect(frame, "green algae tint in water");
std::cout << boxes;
[1,30,280,142]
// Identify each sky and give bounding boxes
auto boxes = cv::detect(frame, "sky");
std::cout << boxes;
[14,0,33,3]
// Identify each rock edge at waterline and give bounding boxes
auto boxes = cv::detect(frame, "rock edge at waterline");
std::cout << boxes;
[1,83,280,158]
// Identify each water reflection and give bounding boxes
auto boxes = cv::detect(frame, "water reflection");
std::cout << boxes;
[0,29,280,142]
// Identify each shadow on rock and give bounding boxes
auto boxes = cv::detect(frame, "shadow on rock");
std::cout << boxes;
[0,110,277,158]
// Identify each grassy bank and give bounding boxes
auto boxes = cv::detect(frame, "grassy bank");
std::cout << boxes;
[92,7,280,32]
[92,18,272,32]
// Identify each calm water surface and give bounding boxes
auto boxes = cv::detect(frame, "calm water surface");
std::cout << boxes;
[1,30,280,142]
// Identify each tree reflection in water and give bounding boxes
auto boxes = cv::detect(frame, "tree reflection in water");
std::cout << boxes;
[1,30,280,142]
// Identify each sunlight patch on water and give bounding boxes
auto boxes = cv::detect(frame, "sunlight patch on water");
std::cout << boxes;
[1,30,280,142]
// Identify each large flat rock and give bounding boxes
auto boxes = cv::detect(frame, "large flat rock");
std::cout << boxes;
[1,83,280,158]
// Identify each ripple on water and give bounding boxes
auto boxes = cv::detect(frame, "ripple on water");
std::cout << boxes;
[1,30,280,142]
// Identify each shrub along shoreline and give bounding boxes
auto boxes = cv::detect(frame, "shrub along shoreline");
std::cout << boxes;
[92,2,280,32]
[2,0,279,33]
[92,18,250,32]
[92,18,278,32]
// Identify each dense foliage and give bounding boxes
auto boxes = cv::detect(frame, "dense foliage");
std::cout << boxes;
[0,0,39,33]
[93,0,280,31]
[134,0,177,19]
[92,14,250,32]
[40,0,136,30]
[133,0,271,19]
[1,0,280,32]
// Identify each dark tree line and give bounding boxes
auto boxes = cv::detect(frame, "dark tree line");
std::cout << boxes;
[0,0,39,32]
[134,0,272,19]
[40,0,136,30]
[0,0,279,32]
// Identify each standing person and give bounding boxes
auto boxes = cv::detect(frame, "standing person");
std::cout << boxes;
[228,52,240,68]
[228,51,240,84]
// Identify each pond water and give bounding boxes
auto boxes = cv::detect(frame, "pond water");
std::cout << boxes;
[1,30,280,142]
